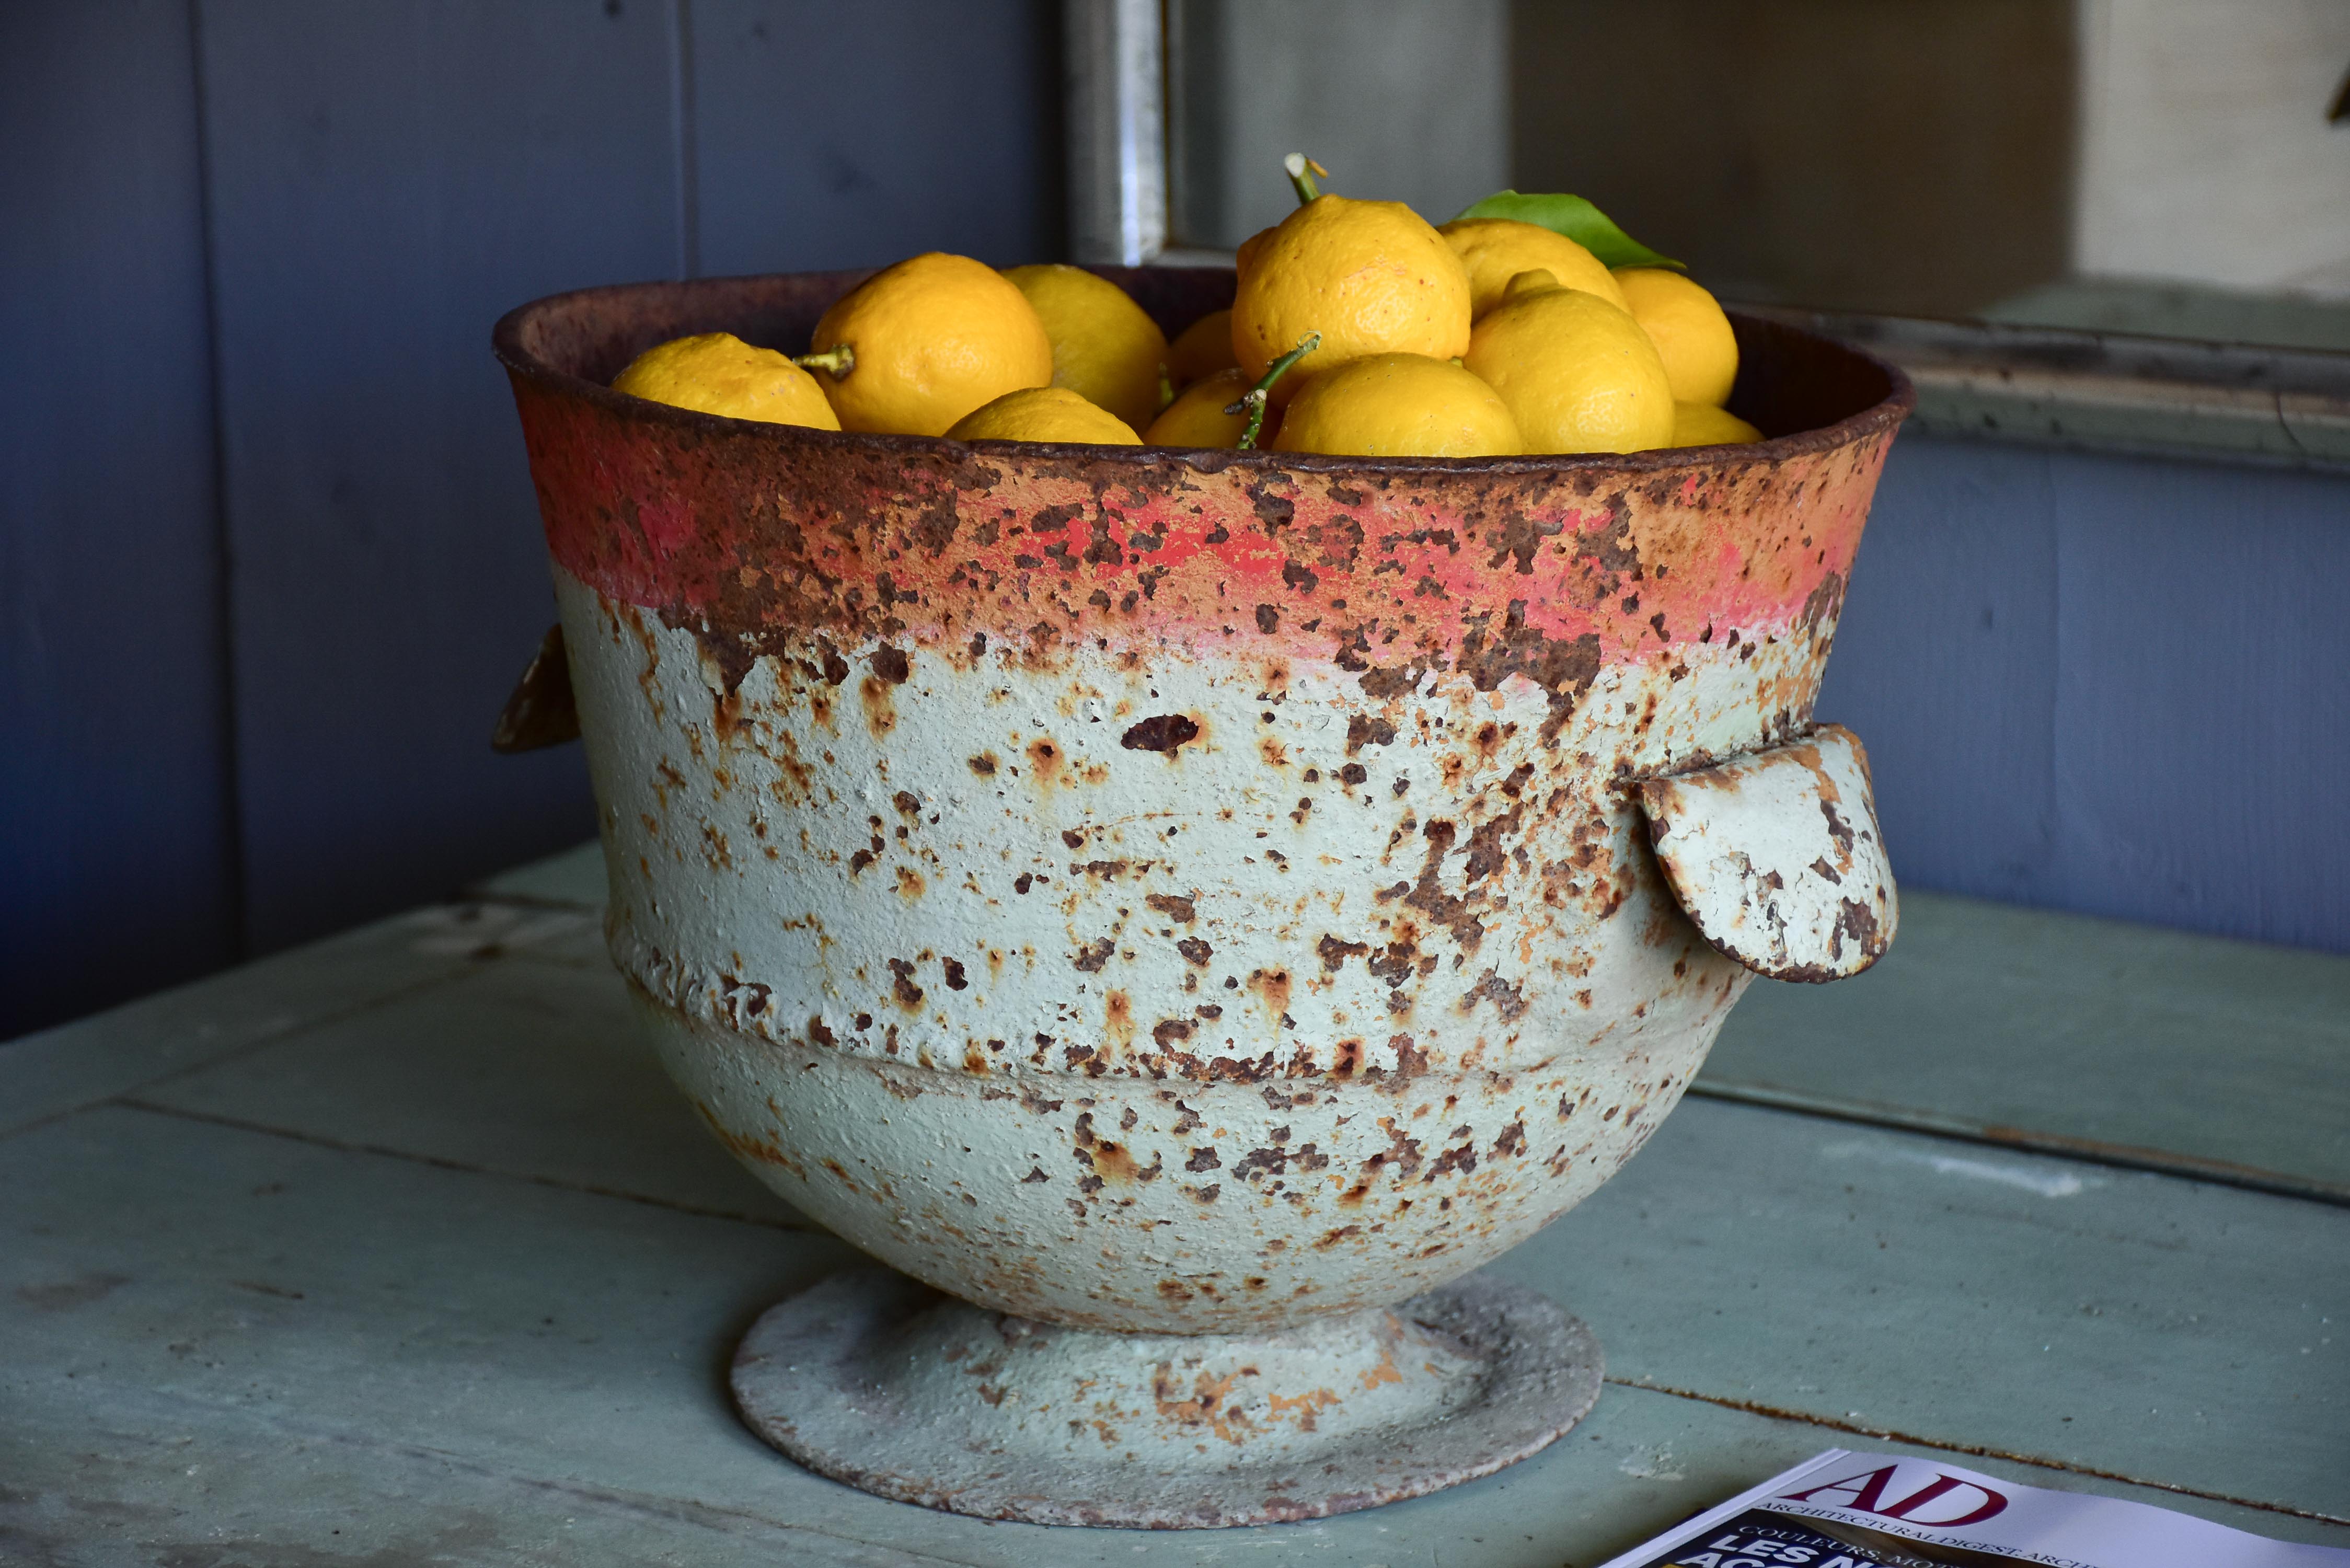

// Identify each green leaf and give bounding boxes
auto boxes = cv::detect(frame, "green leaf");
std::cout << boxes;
[1448,190,1684,272]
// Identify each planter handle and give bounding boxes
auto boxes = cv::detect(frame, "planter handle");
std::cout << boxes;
[490,623,581,753]
[1638,724,1896,982]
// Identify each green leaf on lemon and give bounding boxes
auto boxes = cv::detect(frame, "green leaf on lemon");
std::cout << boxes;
[1449,191,1684,272]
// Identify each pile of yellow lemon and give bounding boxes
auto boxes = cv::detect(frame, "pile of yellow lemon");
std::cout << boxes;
[613,160,1761,459]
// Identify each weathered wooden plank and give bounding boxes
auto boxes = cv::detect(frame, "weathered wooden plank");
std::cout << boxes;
[133,956,806,1227]
[689,0,1065,278]
[467,838,606,907]
[1519,1099,2349,1518]
[0,902,585,1137]
[0,0,239,1040]
[1709,889,2350,1199]
[5,1106,2343,1564]
[118,937,2350,1517]
[191,0,683,955]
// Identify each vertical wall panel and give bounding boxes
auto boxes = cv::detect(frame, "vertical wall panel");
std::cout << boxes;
[2047,451,2350,951]
[1167,0,1508,250]
[1819,433,2350,955]
[1815,437,2060,907]
[194,0,684,952]
[1,2,237,1039]
[690,0,1064,278]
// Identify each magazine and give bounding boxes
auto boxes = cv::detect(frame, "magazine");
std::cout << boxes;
[1595,1450,2346,1568]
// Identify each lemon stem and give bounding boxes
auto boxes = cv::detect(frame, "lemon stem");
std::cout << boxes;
[1225,331,1321,449]
[1283,152,1329,206]
[794,345,856,380]
[1156,363,1176,415]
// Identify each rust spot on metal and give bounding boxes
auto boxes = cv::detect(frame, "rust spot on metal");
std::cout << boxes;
[1146,892,1197,922]
[1317,934,1369,973]
[1122,713,1201,754]
[1460,969,1528,1021]
[1248,967,1292,1019]
[859,676,896,738]
[1344,714,1397,755]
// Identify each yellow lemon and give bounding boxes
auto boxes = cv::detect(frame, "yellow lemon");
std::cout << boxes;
[1272,353,1521,459]
[1231,196,1472,396]
[1143,367,1254,448]
[1233,225,1276,280]
[1439,218,1626,318]
[610,332,840,430]
[1000,263,1169,432]
[809,252,1053,435]
[1670,401,1763,447]
[1504,269,1560,303]
[1462,284,1674,454]
[1613,268,1739,407]
[1167,308,1239,386]
[947,386,1140,446]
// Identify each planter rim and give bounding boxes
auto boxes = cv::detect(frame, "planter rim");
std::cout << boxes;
[492,268,1916,479]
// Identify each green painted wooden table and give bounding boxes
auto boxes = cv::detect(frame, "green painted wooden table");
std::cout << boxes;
[7,845,2345,1564]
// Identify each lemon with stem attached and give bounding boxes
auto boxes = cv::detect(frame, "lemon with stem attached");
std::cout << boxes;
[1144,367,1255,448]
[1230,155,1472,402]
[611,332,841,429]
[809,252,1053,435]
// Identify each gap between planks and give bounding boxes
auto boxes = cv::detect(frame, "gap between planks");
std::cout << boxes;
[1606,1377,2350,1529]
[1688,1079,2350,1209]
[113,1096,820,1235]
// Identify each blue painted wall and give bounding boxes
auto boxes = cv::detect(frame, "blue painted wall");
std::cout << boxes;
[4,1,241,1035]
[2,0,1063,1039]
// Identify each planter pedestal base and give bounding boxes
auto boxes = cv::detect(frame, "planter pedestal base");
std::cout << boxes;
[730,1266,1603,1529]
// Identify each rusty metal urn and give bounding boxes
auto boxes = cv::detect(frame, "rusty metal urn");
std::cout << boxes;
[494,268,1911,1528]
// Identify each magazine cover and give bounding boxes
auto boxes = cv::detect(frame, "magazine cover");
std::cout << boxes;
[1596,1450,2348,1568]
